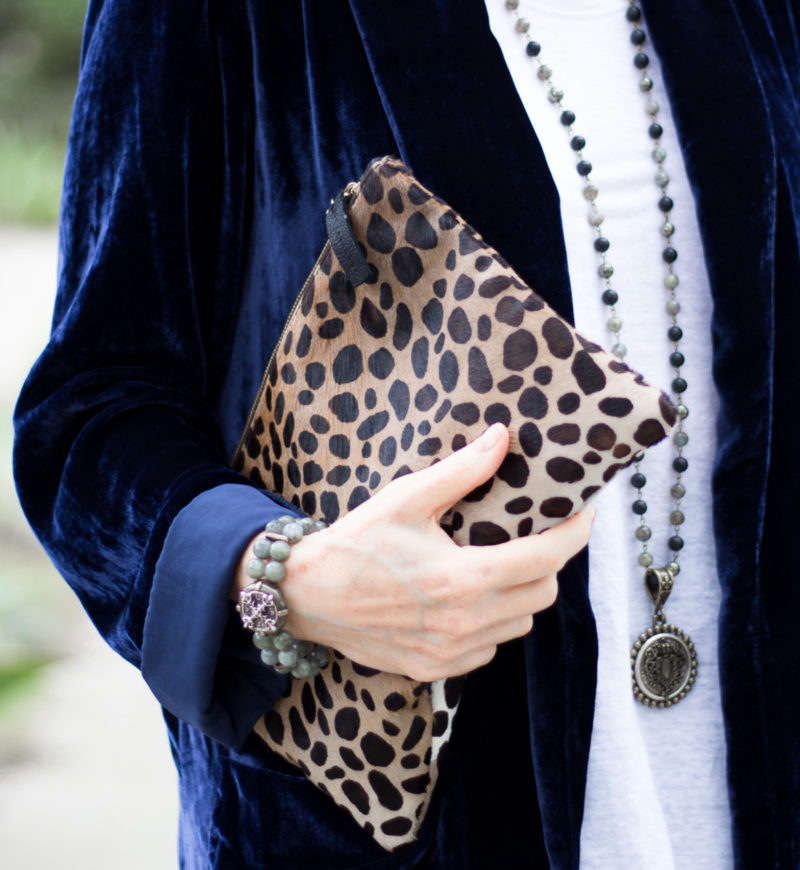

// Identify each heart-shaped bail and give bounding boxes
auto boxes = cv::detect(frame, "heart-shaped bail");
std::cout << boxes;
[644,567,675,609]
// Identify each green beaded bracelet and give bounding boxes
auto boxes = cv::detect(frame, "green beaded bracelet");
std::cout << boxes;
[236,514,329,678]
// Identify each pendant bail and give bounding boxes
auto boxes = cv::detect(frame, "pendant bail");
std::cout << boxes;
[643,566,674,609]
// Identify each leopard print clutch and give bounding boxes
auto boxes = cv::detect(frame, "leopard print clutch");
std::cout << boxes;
[232,157,676,851]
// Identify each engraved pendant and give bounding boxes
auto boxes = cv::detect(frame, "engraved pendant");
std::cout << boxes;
[631,624,697,707]
[631,567,698,708]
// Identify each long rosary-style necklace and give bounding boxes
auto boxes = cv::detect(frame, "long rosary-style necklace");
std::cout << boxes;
[505,0,697,708]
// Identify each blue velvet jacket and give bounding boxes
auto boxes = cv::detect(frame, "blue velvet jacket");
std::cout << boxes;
[13,1,800,867]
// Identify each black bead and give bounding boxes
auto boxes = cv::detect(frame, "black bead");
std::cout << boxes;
[593,237,610,253]
[669,351,685,368]
[662,247,678,264]
[601,288,618,305]
[667,325,683,342]
[672,456,688,473]
[626,6,642,21]
[526,40,541,57]
[668,535,684,552]
[672,377,687,393]
[648,123,663,139]
[631,472,646,489]
[634,52,650,70]
[560,110,576,126]
[577,160,592,176]
[659,196,674,213]
[570,135,586,151]
[630,28,646,45]
[632,499,648,515]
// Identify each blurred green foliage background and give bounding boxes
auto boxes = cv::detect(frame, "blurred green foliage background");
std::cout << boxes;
[0,0,85,223]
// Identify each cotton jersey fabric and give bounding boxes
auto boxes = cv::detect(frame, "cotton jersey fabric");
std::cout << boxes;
[13,1,800,868]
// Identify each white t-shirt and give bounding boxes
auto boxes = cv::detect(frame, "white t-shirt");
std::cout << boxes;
[484,1,733,867]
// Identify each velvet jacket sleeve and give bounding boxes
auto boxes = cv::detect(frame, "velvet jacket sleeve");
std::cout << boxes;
[12,0,293,747]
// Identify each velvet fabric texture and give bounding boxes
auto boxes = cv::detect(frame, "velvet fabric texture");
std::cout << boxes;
[12,1,800,867]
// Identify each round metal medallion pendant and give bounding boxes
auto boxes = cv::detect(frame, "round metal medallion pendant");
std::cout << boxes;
[631,625,697,708]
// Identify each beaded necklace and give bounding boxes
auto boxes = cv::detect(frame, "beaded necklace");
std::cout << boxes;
[505,0,697,708]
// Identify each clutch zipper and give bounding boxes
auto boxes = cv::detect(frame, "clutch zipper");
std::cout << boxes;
[231,182,360,468]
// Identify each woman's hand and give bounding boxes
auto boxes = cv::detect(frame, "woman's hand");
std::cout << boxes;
[234,424,594,681]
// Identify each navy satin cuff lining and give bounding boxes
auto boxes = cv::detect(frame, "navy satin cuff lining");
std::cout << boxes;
[142,483,301,747]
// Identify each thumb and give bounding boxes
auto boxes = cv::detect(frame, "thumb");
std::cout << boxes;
[399,423,510,520]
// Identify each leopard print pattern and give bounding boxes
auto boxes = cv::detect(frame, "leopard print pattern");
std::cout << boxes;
[233,157,676,850]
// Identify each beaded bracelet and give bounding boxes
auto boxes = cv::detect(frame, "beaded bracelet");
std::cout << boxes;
[236,514,330,678]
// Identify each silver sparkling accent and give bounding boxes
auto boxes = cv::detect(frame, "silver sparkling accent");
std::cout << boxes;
[664,272,679,289]
[666,299,681,315]
[636,525,652,542]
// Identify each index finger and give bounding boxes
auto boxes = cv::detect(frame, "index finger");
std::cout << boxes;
[460,506,596,591]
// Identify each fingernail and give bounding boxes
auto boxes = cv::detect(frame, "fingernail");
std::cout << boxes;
[475,423,502,452]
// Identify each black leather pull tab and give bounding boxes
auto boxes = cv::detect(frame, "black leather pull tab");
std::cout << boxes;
[325,188,372,287]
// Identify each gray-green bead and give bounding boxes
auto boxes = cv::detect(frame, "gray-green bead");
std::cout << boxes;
[635,525,652,542]
[300,517,317,533]
[273,631,294,651]
[589,212,605,227]
[666,560,681,576]
[314,520,328,532]
[278,648,298,667]
[278,515,294,524]
[263,560,286,583]
[253,632,275,650]
[666,299,681,315]
[245,558,266,579]
[310,646,330,667]
[664,273,679,290]
[268,539,291,562]
[670,483,686,499]
[598,262,614,279]
[661,221,675,237]
[612,343,628,359]
[638,552,654,567]
[260,648,279,666]
[292,660,313,678]
[583,185,599,201]
[537,64,551,80]
[253,538,272,558]
[674,431,689,448]
[265,519,284,532]
[282,521,304,543]
[670,510,685,526]
[515,17,530,33]
[295,640,311,658]
[607,316,623,333]
[676,404,689,419]
[652,146,667,163]
[655,170,670,187]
